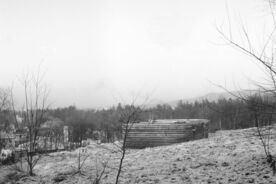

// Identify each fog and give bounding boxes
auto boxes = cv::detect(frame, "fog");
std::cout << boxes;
[0,0,269,108]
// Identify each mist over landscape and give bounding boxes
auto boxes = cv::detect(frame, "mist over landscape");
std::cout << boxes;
[0,0,266,109]
[1,0,276,184]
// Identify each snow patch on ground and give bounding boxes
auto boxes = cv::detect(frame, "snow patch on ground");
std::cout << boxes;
[1,127,276,184]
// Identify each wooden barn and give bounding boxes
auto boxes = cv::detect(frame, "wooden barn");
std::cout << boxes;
[125,119,209,149]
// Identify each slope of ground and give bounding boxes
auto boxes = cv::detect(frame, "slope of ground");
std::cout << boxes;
[1,127,276,184]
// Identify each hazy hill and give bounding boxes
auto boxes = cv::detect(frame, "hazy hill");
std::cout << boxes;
[166,90,256,108]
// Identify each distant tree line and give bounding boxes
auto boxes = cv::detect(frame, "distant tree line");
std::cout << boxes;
[144,98,253,132]
[1,92,273,146]
[47,96,275,144]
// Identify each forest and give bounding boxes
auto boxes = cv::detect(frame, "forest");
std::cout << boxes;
[45,93,275,144]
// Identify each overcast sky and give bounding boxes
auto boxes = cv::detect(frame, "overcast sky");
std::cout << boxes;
[0,0,272,108]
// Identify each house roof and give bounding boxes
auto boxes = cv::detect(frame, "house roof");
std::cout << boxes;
[138,119,209,125]
[41,117,64,128]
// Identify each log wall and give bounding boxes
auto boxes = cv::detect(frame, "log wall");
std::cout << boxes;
[125,119,209,149]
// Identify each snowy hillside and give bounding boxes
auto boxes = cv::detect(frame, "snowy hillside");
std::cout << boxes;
[1,127,276,184]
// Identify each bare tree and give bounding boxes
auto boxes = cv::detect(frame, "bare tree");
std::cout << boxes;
[114,103,143,184]
[92,156,109,184]
[11,70,50,176]
[68,147,89,175]
[247,95,275,152]
[0,88,12,152]
[0,88,11,112]
[217,0,276,173]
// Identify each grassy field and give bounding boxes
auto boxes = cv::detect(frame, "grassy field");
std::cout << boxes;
[1,127,276,184]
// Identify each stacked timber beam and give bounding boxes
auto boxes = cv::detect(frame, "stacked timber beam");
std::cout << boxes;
[125,119,209,149]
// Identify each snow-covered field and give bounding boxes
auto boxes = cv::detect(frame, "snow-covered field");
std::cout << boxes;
[1,127,276,184]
